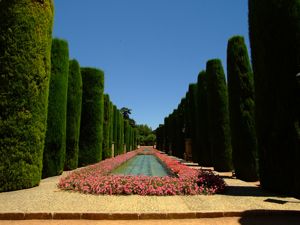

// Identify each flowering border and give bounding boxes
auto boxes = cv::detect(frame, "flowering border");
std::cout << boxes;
[58,148,225,195]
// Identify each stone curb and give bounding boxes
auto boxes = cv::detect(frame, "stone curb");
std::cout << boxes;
[0,210,300,220]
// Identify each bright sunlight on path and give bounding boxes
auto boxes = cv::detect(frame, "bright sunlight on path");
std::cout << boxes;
[1,215,300,225]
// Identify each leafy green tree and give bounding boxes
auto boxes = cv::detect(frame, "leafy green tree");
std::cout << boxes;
[227,36,258,181]
[120,107,132,120]
[249,0,300,196]
[79,68,104,166]
[0,0,54,191]
[206,59,232,172]
[64,59,82,170]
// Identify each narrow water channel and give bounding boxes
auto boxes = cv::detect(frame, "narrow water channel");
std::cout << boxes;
[111,154,174,177]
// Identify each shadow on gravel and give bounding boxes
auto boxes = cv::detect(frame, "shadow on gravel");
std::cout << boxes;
[239,210,300,225]
[223,185,285,197]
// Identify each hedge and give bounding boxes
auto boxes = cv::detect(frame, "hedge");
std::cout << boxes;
[206,59,232,172]
[0,0,54,191]
[64,59,82,171]
[79,68,104,166]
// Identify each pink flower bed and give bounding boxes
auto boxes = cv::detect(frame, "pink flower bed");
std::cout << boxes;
[58,148,226,195]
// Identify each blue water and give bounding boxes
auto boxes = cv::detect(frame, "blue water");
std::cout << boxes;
[111,154,174,177]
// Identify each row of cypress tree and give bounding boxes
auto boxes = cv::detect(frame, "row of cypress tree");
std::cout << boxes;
[0,0,138,192]
[39,39,139,178]
[157,0,300,197]
[156,36,257,180]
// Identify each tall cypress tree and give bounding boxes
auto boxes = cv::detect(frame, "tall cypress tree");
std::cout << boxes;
[227,36,258,181]
[0,0,54,191]
[112,105,118,156]
[43,39,69,178]
[177,98,186,158]
[124,119,130,152]
[206,59,232,172]
[187,84,198,162]
[196,71,212,166]
[102,94,110,159]
[79,68,104,166]
[108,101,114,158]
[249,0,300,196]
[64,59,82,171]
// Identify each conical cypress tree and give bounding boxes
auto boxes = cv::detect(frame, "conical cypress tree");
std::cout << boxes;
[206,59,232,172]
[227,36,258,181]
[79,68,104,166]
[112,105,118,156]
[102,94,111,159]
[0,0,54,192]
[64,59,82,171]
[187,84,198,162]
[196,71,212,166]
[119,113,124,153]
[249,0,300,196]
[177,98,186,158]
[124,119,130,152]
[43,39,69,178]
[108,101,114,157]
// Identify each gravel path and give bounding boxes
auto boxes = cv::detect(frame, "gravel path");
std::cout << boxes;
[0,172,299,214]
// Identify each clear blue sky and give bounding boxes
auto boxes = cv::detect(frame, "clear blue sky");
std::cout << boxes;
[53,0,250,130]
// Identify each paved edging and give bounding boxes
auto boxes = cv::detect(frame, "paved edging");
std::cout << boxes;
[0,210,300,220]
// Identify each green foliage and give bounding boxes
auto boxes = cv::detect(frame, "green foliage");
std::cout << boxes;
[124,120,130,151]
[109,101,114,155]
[117,111,124,154]
[227,36,258,181]
[249,0,300,196]
[79,68,104,166]
[102,94,111,159]
[64,59,82,171]
[196,71,212,166]
[43,39,69,178]
[112,105,118,156]
[136,124,156,146]
[0,0,54,191]
[206,59,232,172]
[186,84,198,162]
[155,125,164,150]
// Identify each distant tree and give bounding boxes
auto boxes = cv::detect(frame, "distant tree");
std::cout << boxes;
[136,124,155,146]
[120,107,131,120]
